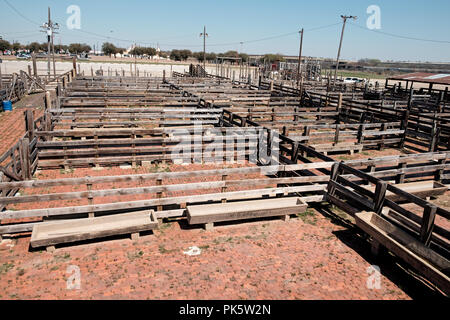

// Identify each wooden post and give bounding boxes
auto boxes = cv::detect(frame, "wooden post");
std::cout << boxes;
[327,163,340,198]
[72,56,77,72]
[32,53,38,77]
[395,162,407,184]
[337,93,343,118]
[429,121,439,152]
[373,181,387,215]
[334,125,340,146]
[357,124,366,144]
[44,111,52,135]
[379,123,387,150]
[434,158,446,183]
[400,88,413,149]
[156,179,163,212]
[420,204,437,246]
[366,164,375,185]
[291,141,299,163]
[19,138,31,180]
[24,110,35,141]
[45,91,52,111]
[221,174,227,203]
[87,183,94,218]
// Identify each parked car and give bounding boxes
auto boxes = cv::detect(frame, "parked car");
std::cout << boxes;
[17,53,31,60]
[343,77,366,84]
[78,52,90,61]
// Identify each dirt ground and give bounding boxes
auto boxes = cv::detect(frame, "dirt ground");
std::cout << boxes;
[0,93,44,156]
[1,161,446,300]
[1,201,436,300]
[0,95,446,300]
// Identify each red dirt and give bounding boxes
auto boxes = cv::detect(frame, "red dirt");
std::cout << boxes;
[0,105,43,156]
[0,206,413,300]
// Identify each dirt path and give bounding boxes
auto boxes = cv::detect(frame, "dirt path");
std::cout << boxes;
[0,93,44,155]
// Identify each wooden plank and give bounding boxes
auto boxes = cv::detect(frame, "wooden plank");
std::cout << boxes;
[355,211,450,295]
[187,197,307,225]
[30,210,158,248]
[0,178,327,205]
[0,187,326,221]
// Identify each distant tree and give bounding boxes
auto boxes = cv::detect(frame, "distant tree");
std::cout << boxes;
[82,44,92,52]
[261,53,284,63]
[12,42,22,51]
[27,42,41,52]
[193,51,204,62]
[239,53,249,62]
[39,42,49,52]
[180,49,191,60]
[170,49,180,61]
[171,49,191,61]
[358,58,381,66]
[130,46,154,57]
[129,46,142,56]
[205,52,217,62]
[102,42,118,57]
[144,47,156,57]
[0,40,11,52]
[159,51,168,58]
[68,43,91,54]
[223,50,239,58]
[55,44,69,53]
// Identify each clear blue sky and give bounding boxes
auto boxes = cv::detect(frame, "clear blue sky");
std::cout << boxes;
[1,0,449,62]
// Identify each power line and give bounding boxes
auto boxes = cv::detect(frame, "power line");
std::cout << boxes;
[3,0,40,26]
[4,0,449,50]
[348,21,450,44]
[305,22,342,32]
[1,30,40,35]
[0,0,348,50]
[7,33,42,40]
[188,23,342,48]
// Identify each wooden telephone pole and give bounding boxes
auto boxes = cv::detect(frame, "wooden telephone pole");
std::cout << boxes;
[297,28,304,89]
[40,7,59,79]
[200,26,208,74]
[333,15,357,86]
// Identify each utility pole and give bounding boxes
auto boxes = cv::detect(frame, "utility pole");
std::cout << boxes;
[134,42,137,77]
[40,7,59,79]
[333,15,357,86]
[51,26,57,78]
[200,26,208,73]
[296,28,304,88]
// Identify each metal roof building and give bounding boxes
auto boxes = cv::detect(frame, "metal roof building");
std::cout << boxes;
[387,72,450,86]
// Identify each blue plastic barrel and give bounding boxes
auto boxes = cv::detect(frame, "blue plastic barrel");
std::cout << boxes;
[2,100,12,112]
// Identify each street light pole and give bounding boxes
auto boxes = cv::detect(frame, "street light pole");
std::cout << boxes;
[46,7,51,77]
[333,15,357,86]
[297,28,304,89]
[200,26,208,74]
[40,7,59,79]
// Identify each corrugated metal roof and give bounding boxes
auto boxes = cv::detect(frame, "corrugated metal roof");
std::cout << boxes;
[388,72,450,85]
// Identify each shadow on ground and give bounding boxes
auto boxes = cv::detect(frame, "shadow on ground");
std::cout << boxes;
[314,203,447,299]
